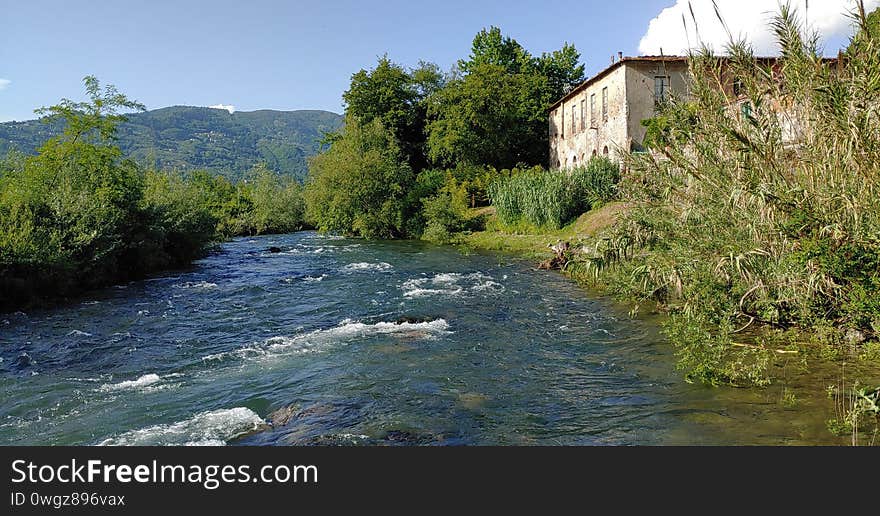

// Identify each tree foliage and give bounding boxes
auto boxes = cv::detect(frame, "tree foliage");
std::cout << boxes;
[306,26,586,239]
[304,116,415,238]
[0,77,309,310]
[426,26,584,169]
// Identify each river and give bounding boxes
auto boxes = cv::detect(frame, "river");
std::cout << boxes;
[0,232,864,445]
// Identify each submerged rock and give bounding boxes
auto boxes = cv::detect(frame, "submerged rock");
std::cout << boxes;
[14,352,34,370]
[267,246,283,254]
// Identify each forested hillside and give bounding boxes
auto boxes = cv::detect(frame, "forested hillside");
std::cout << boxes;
[0,106,343,180]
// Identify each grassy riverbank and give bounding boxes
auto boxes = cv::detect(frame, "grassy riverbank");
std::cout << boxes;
[460,203,627,260]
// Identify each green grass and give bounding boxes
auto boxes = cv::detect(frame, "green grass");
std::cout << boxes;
[460,202,628,260]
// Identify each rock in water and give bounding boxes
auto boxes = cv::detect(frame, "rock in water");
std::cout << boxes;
[267,247,283,254]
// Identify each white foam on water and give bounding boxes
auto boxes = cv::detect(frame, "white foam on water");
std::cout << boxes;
[403,287,464,298]
[304,275,326,282]
[343,262,393,272]
[98,373,162,392]
[202,319,450,362]
[173,281,218,290]
[97,407,265,446]
[402,272,504,298]
[65,330,93,337]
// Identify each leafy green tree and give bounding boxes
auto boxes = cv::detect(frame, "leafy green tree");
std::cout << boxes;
[0,76,148,287]
[426,62,551,169]
[457,26,534,75]
[426,27,584,169]
[304,116,415,238]
[342,57,441,170]
[538,43,586,100]
[242,163,306,235]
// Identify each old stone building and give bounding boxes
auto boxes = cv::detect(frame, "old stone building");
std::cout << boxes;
[549,56,689,168]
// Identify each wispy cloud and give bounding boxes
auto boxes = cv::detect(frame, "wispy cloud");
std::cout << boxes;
[639,0,880,55]
[208,104,236,114]
[0,79,10,91]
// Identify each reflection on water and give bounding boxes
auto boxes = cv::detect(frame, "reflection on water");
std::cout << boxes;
[0,232,876,446]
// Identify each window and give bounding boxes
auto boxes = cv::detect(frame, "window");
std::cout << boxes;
[571,107,576,135]
[741,101,753,119]
[733,78,744,96]
[654,76,670,103]
[580,100,585,131]
[590,94,596,127]
[561,105,565,139]
[603,146,609,156]
[602,87,609,123]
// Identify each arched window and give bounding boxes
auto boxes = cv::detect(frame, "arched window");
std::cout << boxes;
[603,146,609,156]
[592,150,597,158]
[556,160,561,168]
[572,156,578,165]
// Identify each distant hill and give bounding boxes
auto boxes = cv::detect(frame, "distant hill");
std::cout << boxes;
[0,106,344,181]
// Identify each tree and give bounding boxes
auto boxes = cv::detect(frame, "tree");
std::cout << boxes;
[426,27,584,169]
[34,75,145,144]
[304,116,415,238]
[538,43,586,101]
[243,163,306,235]
[426,63,550,169]
[342,56,441,170]
[457,26,534,75]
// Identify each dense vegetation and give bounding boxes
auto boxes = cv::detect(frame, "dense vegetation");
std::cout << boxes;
[0,106,342,181]
[490,158,620,230]
[304,27,587,240]
[0,78,308,310]
[569,5,880,386]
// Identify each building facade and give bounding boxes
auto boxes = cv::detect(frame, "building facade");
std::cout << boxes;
[549,56,689,168]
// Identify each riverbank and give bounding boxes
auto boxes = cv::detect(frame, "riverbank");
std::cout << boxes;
[459,202,628,261]
[459,204,880,440]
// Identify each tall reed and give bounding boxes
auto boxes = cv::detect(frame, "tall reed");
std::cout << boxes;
[573,2,880,385]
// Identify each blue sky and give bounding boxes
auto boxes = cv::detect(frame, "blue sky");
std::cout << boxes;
[0,0,867,122]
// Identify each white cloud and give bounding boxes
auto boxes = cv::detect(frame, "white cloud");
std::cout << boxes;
[208,104,236,114]
[639,0,880,55]
[0,79,10,91]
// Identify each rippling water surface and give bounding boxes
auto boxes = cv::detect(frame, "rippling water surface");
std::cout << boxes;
[0,232,861,445]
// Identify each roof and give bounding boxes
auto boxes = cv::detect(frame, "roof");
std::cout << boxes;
[550,54,840,111]
[550,56,687,111]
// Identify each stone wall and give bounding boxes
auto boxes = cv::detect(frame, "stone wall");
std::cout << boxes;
[549,65,629,168]
[549,58,690,169]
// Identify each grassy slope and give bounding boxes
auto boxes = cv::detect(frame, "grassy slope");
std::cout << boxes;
[461,202,629,260]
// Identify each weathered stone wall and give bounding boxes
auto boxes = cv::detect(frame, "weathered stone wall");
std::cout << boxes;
[624,61,689,150]
[549,65,629,168]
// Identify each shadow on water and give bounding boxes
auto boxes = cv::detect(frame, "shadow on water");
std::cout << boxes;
[1,231,878,446]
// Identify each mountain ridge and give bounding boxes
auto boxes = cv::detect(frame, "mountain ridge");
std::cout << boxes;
[0,106,344,181]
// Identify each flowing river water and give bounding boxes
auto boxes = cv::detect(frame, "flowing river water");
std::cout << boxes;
[0,232,871,445]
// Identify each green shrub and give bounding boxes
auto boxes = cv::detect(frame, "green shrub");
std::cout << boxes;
[489,159,620,229]
[304,116,415,239]
[569,156,621,208]
[421,176,479,243]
